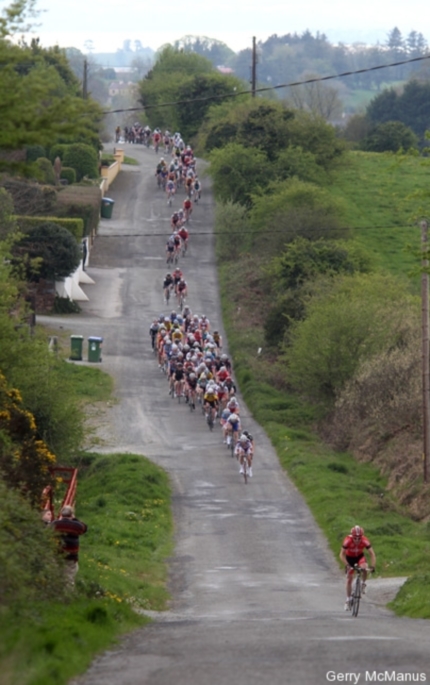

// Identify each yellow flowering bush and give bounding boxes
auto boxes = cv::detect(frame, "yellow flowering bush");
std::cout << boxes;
[0,370,56,505]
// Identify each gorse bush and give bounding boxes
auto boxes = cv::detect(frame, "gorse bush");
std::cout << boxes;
[0,477,65,606]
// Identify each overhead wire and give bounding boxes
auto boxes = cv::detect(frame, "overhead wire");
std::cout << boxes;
[102,52,430,115]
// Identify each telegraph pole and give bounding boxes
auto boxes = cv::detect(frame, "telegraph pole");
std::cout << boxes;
[421,218,429,483]
[251,36,257,97]
[83,59,88,100]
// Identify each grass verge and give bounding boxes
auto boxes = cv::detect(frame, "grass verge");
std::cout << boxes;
[0,452,173,685]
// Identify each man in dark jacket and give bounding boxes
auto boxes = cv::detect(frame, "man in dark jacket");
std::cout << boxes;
[51,505,87,587]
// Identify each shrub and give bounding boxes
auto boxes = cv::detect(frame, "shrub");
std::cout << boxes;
[12,221,81,281]
[0,477,65,606]
[48,143,68,163]
[35,157,56,185]
[25,145,46,163]
[60,166,76,185]
[62,143,99,182]
[16,216,84,241]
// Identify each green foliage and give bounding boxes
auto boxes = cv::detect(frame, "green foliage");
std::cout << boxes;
[0,452,174,685]
[361,120,419,153]
[56,185,101,236]
[34,156,56,185]
[0,177,58,215]
[249,178,346,235]
[214,201,249,261]
[0,476,65,607]
[0,37,103,172]
[175,72,244,141]
[208,142,270,206]
[139,46,215,131]
[25,144,46,162]
[366,80,430,143]
[17,215,84,241]
[0,370,56,505]
[62,143,99,182]
[262,237,373,347]
[0,187,18,239]
[59,166,76,185]
[282,272,419,402]
[12,221,81,281]
[48,143,68,163]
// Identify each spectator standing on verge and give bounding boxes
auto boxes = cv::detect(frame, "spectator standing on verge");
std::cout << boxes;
[51,505,87,588]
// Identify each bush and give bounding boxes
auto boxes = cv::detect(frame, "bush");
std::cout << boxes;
[62,143,99,182]
[48,143,68,163]
[13,221,81,281]
[59,166,76,185]
[361,121,419,153]
[16,215,84,241]
[0,477,65,606]
[25,145,46,163]
[35,157,56,185]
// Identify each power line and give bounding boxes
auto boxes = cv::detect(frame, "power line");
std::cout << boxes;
[94,225,422,237]
[102,52,430,115]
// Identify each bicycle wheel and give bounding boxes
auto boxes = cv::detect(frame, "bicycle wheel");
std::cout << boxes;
[351,575,361,617]
[230,439,235,458]
[242,458,248,484]
[207,412,214,431]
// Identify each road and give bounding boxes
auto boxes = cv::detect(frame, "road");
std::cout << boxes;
[50,145,429,685]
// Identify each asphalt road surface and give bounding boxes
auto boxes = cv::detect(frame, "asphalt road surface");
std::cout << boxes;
[46,145,429,685]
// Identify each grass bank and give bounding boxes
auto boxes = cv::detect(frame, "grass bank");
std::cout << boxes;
[217,150,430,618]
[0,451,173,685]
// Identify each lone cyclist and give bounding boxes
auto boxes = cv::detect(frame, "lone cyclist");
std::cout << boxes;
[340,525,376,611]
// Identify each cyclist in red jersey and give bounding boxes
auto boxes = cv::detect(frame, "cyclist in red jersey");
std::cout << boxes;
[340,525,376,610]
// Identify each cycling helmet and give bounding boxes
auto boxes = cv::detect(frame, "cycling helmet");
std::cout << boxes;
[239,434,248,444]
[351,525,364,538]
[189,372,196,380]
[229,413,238,422]
[229,397,238,405]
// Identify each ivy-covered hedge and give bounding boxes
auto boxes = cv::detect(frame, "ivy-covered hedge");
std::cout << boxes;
[16,215,84,241]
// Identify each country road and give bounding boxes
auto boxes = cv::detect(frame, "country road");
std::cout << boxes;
[42,144,430,685]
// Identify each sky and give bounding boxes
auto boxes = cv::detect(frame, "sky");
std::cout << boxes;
[12,0,430,54]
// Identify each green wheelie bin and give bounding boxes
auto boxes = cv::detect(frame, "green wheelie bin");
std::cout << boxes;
[88,336,103,362]
[101,197,115,219]
[70,335,84,361]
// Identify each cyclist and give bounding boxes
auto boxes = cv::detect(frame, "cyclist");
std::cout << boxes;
[183,197,193,222]
[178,225,189,255]
[223,411,241,447]
[166,235,176,264]
[176,278,188,307]
[172,267,183,292]
[235,433,253,477]
[163,272,174,303]
[166,177,176,205]
[149,319,159,350]
[203,382,219,426]
[340,525,376,611]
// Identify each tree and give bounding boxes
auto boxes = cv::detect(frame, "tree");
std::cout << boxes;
[361,121,419,152]
[285,74,343,123]
[13,221,81,281]
[208,143,270,206]
[0,15,103,171]
[366,80,430,143]
[282,273,419,402]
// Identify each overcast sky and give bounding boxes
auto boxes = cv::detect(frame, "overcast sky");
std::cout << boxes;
[15,0,430,53]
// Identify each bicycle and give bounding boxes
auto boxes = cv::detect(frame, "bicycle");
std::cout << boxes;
[348,565,373,617]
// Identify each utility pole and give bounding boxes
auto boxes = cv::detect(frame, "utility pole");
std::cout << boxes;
[251,36,257,97]
[421,218,429,483]
[83,59,88,100]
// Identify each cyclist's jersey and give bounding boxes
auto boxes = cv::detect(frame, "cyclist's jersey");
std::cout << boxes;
[342,535,372,558]
[177,281,187,292]
[163,276,173,288]
[172,329,182,342]
[178,227,189,240]
[204,392,218,403]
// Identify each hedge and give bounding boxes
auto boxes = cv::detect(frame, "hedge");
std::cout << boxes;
[60,167,77,185]
[15,215,84,241]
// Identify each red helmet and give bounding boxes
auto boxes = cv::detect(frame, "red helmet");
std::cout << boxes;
[351,525,364,538]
